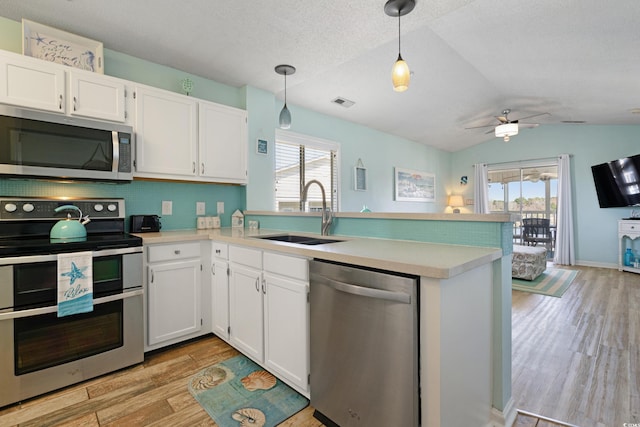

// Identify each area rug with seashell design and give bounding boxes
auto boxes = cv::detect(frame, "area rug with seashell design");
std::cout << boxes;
[188,355,309,427]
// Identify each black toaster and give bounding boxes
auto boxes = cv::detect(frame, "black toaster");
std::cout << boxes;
[130,215,162,232]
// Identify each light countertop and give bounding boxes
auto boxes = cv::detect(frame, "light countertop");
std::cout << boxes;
[134,228,503,279]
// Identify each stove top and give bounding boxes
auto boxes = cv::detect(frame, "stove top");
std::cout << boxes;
[0,197,141,257]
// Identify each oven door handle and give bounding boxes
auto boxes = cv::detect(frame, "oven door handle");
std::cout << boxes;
[0,288,143,320]
[0,246,143,266]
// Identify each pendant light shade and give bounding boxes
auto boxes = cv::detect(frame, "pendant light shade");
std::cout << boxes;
[385,0,415,92]
[279,104,291,129]
[392,54,410,92]
[275,64,296,129]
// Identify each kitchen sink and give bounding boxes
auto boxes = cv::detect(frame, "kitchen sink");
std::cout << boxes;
[256,234,344,245]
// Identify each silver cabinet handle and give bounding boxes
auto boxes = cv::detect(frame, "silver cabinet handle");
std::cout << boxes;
[174,250,181,255]
[255,277,259,292]
[316,276,411,304]
[201,163,205,174]
[262,278,266,294]
[211,264,215,275]
[59,94,63,110]
[192,162,196,173]
[150,270,154,283]
[73,96,77,111]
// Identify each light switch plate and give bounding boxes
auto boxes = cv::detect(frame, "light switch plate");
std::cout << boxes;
[217,201,224,214]
[162,200,172,215]
[196,202,206,215]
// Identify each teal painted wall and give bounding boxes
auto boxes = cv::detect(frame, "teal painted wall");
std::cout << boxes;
[279,105,452,213]
[450,124,640,266]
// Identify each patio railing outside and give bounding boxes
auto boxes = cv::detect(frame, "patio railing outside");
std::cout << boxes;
[512,210,557,259]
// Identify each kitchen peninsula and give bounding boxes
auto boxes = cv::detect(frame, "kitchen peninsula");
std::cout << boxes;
[137,216,511,427]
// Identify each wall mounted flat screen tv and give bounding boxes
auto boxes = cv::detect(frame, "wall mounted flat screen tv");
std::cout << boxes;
[591,153,640,208]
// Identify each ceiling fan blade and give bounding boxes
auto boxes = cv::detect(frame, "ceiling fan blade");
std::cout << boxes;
[513,112,550,122]
[484,128,494,134]
[519,123,540,129]
[465,124,496,130]
[496,116,508,123]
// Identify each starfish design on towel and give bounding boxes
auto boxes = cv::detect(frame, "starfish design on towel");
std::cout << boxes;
[61,262,88,285]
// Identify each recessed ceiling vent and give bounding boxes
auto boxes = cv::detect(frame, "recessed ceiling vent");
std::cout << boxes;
[331,97,355,108]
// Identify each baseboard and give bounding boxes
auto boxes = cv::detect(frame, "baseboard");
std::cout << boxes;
[575,260,618,269]
[489,398,517,427]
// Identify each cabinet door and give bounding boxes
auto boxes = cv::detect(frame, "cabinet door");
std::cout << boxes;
[198,101,247,183]
[0,53,65,113]
[134,85,197,177]
[229,263,263,361]
[68,72,126,122]
[212,259,230,340]
[263,272,309,391]
[147,259,202,345]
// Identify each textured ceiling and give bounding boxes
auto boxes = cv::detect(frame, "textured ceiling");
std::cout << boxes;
[1,0,639,152]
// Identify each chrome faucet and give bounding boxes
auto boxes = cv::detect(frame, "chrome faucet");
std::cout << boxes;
[301,179,333,236]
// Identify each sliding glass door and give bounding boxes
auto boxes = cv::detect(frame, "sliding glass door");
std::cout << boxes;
[488,164,558,257]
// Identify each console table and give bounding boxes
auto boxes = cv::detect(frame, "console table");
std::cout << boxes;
[618,219,640,273]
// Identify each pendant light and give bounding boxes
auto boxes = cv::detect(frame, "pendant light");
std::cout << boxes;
[385,0,415,92]
[275,64,296,129]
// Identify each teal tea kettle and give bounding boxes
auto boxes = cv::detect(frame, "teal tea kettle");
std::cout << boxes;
[50,205,90,242]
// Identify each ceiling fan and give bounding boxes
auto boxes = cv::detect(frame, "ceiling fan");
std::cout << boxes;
[466,109,550,142]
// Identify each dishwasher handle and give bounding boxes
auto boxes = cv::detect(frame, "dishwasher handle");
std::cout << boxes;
[316,275,411,304]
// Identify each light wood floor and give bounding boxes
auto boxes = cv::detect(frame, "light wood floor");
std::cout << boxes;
[0,265,637,426]
[512,265,640,427]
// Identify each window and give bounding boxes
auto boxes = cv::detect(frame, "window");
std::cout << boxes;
[274,131,339,212]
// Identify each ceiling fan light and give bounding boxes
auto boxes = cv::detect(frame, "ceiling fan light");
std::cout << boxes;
[392,55,410,92]
[495,123,519,138]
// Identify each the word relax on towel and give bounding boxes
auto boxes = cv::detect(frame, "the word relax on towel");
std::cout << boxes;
[57,251,93,317]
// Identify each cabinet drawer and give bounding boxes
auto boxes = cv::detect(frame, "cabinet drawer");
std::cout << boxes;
[619,221,640,235]
[212,242,228,259]
[264,252,308,281]
[148,242,201,263]
[229,245,262,268]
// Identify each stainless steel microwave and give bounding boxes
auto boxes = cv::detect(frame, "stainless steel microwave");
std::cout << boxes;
[0,106,133,181]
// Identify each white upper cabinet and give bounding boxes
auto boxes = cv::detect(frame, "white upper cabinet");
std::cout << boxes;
[134,85,247,184]
[134,84,198,178]
[67,71,126,122]
[199,100,247,183]
[0,50,127,122]
[0,51,65,113]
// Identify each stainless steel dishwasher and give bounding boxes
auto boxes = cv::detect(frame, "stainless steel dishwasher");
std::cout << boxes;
[309,259,419,427]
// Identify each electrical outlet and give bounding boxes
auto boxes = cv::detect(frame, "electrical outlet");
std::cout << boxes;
[162,200,173,215]
[196,202,206,215]
[217,201,224,214]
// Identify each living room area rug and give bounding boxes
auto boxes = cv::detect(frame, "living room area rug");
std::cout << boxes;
[512,267,578,297]
[188,355,309,427]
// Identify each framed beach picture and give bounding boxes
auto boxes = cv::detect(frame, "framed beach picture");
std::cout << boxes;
[22,19,104,73]
[394,167,435,202]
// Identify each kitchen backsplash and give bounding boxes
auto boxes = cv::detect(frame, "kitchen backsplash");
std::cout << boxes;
[0,179,245,231]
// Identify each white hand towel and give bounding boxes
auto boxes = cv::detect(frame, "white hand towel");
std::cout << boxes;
[57,251,93,317]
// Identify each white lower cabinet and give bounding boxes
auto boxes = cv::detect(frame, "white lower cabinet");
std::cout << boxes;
[145,241,209,351]
[263,271,309,392]
[228,245,264,361]
[211,242,230,340]
[218,243,309,395]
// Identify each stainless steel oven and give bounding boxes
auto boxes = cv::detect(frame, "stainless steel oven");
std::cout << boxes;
[0,197,143,407]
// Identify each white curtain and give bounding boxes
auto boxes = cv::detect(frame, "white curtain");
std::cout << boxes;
[474,163,489,213]
[553,154,575,265]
